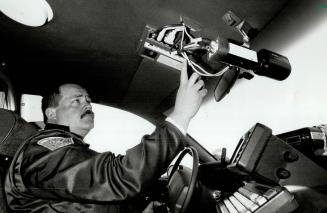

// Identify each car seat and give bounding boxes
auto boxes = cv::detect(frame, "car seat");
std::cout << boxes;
[0,109,38,213]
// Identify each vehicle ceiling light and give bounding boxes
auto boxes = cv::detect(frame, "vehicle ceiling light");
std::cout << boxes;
[0,0,53,27]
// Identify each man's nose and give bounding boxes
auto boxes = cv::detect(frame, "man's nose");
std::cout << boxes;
[83,103,93,113]
[82,96,92,107]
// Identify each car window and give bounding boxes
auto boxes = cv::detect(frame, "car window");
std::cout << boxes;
[83,103,156,154]
[0,71,7,108]
[0,72,15,111]
[21,94,43,122]
[0,91,7,109]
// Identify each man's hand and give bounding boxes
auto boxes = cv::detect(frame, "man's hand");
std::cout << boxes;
[169,62,207,132]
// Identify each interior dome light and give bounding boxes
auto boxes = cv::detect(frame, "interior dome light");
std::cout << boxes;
[0,0,53,27]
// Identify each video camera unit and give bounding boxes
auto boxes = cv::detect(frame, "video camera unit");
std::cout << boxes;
[137,11,291,101]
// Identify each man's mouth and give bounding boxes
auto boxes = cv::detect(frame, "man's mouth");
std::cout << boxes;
[81,109,94,119]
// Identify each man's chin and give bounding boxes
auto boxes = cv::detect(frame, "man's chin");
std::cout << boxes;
[83,121,94,130]
[78,119,94,132]
[88,123,95,130]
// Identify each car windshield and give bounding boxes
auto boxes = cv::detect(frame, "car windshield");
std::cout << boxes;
[184,20,327,159]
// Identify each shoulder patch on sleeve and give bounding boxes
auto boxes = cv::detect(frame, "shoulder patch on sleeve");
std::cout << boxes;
[37,137,74,151]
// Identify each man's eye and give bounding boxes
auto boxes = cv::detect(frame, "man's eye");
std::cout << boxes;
[72,99,80,104]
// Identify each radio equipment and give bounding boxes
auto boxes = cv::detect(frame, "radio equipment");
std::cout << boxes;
[277,126,327,169]
[198,123,327,213]
[212,123,327,212]
[228,123,327,187]
[215,182,298,213]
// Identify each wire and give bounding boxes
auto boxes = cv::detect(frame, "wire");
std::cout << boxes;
[180,25,185,50]
[183,26,197,43]
[182,43,201,50]
[156,25,185,42]
[158,23,231,77]
[181,52,230,77]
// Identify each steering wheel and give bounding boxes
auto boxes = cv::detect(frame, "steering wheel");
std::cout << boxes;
[167,146,199,213]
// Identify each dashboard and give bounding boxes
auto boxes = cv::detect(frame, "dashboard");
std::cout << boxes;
[147,123,327,213]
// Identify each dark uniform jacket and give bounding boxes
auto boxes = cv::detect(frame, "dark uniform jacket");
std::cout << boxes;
[5,122,185,212]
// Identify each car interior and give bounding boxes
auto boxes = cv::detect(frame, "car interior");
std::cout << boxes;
[1,0,327,212]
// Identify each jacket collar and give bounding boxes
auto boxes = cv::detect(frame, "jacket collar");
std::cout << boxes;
[44,123,70,131]
[44,123,85,141]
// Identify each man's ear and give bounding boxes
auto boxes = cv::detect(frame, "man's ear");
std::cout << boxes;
[45,107,56,121]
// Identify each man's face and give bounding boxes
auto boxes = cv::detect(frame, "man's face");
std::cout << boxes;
[54,84,94,136]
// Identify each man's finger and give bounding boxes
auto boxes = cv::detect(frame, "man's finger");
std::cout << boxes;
[180,60,188,84]
[194,80,204,91]
[189,72,200,85]
[199,88,208,97]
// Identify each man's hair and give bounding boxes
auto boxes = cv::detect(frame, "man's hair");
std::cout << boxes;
[41,85,62,123]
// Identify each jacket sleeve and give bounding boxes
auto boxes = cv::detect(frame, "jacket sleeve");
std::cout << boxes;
[20,122,185,203]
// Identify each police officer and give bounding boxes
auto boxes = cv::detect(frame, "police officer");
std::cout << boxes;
[5,64,207,212]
